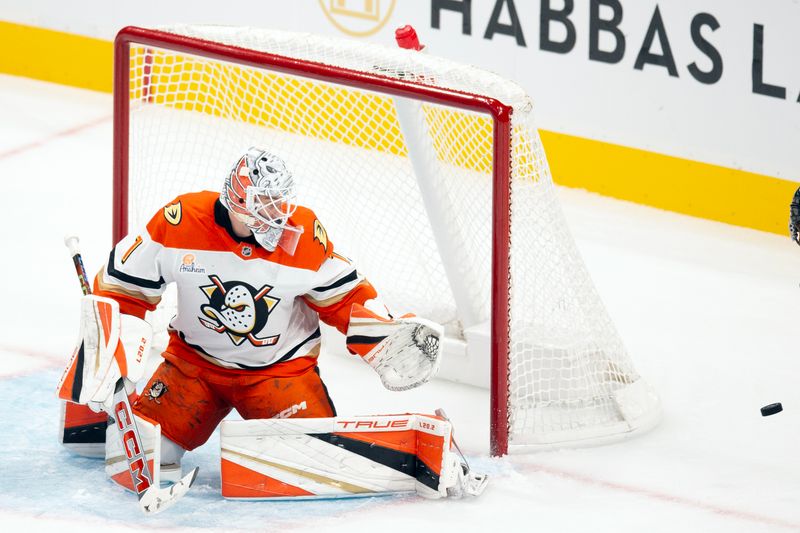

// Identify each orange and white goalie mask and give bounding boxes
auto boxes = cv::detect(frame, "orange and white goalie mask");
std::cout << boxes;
[221,147,303,254]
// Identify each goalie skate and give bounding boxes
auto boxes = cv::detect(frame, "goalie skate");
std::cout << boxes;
[139,468,199,515]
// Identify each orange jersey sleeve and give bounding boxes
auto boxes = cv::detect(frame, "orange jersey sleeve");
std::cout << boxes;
[305,280,378,334]
[92,273,154,319]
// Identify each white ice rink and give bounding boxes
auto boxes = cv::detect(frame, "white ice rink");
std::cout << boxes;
[0,74,798,532]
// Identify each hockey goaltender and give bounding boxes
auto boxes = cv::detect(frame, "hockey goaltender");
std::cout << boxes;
[57,147,487,513]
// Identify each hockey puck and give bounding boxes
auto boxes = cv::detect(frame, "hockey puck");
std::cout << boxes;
[760,403,783,416]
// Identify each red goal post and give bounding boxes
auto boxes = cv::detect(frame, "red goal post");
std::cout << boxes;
[110,25,660,456]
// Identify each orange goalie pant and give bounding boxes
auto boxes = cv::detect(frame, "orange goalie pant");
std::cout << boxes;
[133,352,336,451]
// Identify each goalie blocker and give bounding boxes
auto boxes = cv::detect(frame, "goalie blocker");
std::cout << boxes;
[57,294,153,413]
[220,414,487,499]
[57,294,154,456]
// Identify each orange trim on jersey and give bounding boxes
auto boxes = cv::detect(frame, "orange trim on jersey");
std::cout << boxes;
[144,191,333,272]
[348,301,393,322]
[93,272,154,319]
[120,235,143,264]
[95,275,161,304]
[306,281,378,335]
[221,458,314,498]
[164,331,318,378]
[94,289,151,318]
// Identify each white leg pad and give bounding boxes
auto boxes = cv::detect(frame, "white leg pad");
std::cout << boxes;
[220,414,476,500]
[105,413,163,491]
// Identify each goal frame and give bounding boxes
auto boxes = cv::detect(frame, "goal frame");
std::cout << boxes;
[112,26,514,455]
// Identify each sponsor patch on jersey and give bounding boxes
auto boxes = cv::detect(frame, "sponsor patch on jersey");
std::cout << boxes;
[163,201,182,225]
[179,253,206,274]
[145,380,168,403]
[241,245,253,257]
[313,220,328,252]
[198,275,281,347]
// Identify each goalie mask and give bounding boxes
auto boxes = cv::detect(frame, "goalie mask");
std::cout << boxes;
[221,147,303,254]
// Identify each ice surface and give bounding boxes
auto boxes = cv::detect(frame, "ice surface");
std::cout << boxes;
[0,74,798,532]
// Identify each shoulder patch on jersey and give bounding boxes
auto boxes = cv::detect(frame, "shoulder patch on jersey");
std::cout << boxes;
[121,235,144,264]
[313,219,329,253]
[163,201,182,225]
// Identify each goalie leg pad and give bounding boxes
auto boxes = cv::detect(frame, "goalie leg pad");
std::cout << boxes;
[219,414,486,500]
[58,401,109,458]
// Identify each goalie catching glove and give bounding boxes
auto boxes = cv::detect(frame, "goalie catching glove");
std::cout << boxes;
[57,295,154,412]
[346,300,443,391]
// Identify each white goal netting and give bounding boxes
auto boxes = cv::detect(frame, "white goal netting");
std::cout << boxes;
[119,25,660,453]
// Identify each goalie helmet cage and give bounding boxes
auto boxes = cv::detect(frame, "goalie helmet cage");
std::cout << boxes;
[112,25,661,456]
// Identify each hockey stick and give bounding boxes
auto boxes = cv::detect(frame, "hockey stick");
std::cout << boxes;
[64,235,198,515]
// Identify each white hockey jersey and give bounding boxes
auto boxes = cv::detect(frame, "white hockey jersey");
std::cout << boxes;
[95,191,376,373]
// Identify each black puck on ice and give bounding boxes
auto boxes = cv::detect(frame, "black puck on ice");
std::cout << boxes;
[760,403,783,416]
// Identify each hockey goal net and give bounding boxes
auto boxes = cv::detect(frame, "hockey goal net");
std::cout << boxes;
[113,25,660,455]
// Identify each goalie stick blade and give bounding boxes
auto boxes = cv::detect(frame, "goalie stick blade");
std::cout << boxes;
[139,467,199,515]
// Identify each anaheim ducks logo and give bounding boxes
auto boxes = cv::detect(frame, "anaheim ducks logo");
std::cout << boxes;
[145,380,168,403]
[313,219,328,252]
[164,201,182,225]
[198,275,281,347]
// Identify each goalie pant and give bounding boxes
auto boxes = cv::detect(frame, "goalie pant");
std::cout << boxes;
[105,413,487,499]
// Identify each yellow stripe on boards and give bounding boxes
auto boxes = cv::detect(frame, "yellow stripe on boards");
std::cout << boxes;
[540,130,797,236]
[0,21,112,92]
[0,22,794,236]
